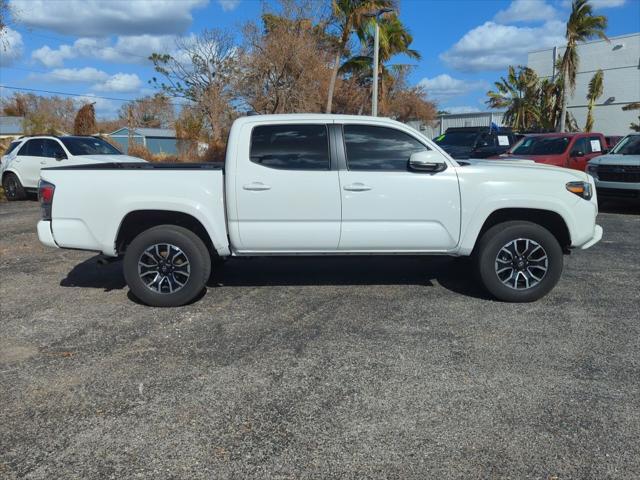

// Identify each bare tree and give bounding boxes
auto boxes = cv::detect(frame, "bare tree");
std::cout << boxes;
[237,5,333,114]
[150,29,239,142]
[73,103,97,135]
[119,94,175,129]
[2,93,76,134]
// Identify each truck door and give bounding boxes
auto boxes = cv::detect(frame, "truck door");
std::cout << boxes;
[569,137,590,171]
[233,123,341,251]
[14,139,46,188]
[336,124,461,251]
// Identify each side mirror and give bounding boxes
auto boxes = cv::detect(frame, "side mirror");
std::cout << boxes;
[54,151,67,161]
[572,150,584,158]
[409,150,447,173]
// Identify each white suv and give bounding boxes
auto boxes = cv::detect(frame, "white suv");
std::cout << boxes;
[1,135,145,200]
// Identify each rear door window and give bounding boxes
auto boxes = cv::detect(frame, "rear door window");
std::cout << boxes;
[250,125,329,170]
[19,139,46,157]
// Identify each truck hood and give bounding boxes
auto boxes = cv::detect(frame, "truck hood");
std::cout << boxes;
[457,156,588,181]
[587,153,640,166]
[73,154,147,163]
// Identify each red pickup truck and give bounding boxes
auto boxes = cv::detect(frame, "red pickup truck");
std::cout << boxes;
[494,132,607,171]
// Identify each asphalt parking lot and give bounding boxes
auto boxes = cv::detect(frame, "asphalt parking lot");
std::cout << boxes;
[1,200,639,479]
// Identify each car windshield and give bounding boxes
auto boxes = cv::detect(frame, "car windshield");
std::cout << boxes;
[511,136,570,155]
[434,132,478,147]
[3,141,21,156]
[610,135,640,155]
[60,137,122,155]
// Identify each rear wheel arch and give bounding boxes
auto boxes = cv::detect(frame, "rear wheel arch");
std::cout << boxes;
[474,208,571,253]
[116,210,218,258]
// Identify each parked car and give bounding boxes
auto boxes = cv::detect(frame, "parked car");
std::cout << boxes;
[433,126,516,159]
[604,135,623,150]
[1,135,145,201]
[496,132,607,171]
[37,114,602,307]
[587,133,640,201]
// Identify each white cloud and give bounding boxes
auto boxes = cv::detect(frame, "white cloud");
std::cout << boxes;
[32,34,183,67]
[11,0,208,37]
[38,67,110,83]
[494,0,558,23]
[218,0,240,11]
[419,74,487,101]
[93,73,142,93]
[31,44,75,68]
[440,20,565,72]
[0,27,24,66]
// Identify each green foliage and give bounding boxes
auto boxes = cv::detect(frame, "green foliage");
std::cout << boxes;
[557,0,608,131]
[584,69,604,132]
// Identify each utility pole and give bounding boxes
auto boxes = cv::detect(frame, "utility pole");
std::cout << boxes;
[364,8,394,117]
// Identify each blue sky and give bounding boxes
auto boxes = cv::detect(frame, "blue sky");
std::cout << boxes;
[1,0,638,118]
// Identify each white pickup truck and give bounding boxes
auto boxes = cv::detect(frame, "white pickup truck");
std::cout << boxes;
[37,114,602,307]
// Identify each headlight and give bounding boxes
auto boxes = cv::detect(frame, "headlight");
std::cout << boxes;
[566,181,593,200]
[587,164,598,176]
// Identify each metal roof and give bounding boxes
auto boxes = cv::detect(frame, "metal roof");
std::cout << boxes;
[109,127,176,138]
[0,116,24,135]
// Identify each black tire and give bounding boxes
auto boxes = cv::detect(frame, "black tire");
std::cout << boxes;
[123,225,211,307]
[2,173,27,201]
[475,221,563,302]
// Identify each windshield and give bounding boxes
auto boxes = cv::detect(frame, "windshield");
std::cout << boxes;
[3,141,21,156]
[610,135,640,155]
[60,137,122,156]
[434,132,478,147]
[511,136,570,155]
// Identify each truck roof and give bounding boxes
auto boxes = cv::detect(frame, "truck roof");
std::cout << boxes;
[234,113,403,126]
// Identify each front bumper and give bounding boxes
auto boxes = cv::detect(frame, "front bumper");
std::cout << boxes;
[578,224,603,250]
[37,220,58,248]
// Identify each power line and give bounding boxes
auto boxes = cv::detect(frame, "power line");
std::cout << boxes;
[0,84,192,108]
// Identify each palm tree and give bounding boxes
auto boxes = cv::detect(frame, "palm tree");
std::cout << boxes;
[584,69,604,132]
[325,0,393,114]
[340,13,420,114]
[486,66,540,131]
[557,0,608,132]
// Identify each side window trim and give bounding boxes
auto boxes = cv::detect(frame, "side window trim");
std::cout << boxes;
[249,124,332,171]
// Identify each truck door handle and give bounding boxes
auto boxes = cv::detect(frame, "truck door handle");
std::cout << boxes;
[243,182,271,191]
[343,183,372,192]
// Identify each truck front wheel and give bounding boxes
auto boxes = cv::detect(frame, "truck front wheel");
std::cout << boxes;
[123,225,211,307]
[475,221,563,302]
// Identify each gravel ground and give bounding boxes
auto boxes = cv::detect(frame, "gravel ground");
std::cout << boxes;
[1,200,639,479]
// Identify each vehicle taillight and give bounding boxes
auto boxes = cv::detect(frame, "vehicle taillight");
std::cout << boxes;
[38,180,55,220]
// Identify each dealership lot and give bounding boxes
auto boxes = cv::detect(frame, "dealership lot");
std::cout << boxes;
[1,201,639,479]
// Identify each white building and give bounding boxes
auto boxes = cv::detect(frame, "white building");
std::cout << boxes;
[527,33,640,135]
[409,111,506,139]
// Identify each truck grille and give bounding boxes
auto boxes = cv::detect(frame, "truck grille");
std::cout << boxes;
[595,165,640,183]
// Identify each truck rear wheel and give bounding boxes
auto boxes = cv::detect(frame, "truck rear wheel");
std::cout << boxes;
[123,225,211,307]
[475,221,563,302]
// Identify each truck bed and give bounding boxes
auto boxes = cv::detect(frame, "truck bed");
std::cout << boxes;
[40,163,229,257]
